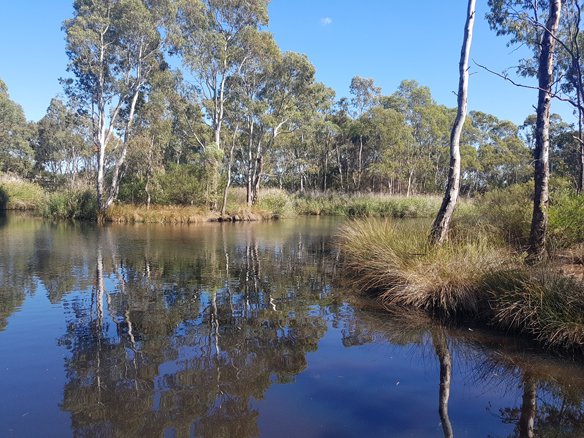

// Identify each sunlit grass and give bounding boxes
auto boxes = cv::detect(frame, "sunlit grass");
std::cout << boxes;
[337,217,584,350]
[0,179,45,210]
[338,218,516,315]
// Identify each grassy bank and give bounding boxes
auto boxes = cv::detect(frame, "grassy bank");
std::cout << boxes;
[0,179,45,210]
[293,191,476,218]
[337,217,584,351]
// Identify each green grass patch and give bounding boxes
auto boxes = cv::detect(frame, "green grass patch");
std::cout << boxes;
[293,191,470,218]
[0,179,46,210]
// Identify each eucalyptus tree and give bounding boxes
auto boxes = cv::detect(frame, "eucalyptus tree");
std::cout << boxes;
[349,76,381,190]
[36,98,92,186]
[488,0,563,259]
[172,0,270,150]
[383,80,450,196]
[122,69,180,208]
[234,48,323,205]
[0,79,35,177]
[430,0,476,245]
[363,106,413,194]
[62,0,173,210]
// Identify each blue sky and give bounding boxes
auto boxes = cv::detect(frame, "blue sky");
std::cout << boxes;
[0,0,576,126]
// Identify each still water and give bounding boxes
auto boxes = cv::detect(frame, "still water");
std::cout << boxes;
[1,212,583,438]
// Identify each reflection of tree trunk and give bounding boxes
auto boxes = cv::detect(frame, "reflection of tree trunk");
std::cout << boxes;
[432,329,454,438]
[519,374,537,438]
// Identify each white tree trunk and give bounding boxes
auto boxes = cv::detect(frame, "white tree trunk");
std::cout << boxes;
[429,0,476,245]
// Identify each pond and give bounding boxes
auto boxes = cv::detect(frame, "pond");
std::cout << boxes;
[0,213,583,438]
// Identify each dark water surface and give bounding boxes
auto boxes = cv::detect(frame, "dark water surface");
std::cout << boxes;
[1,213,584,438]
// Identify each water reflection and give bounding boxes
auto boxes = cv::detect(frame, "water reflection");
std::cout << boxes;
[56,221,334,437]
[1,215,584,437]
[339,306,584,437]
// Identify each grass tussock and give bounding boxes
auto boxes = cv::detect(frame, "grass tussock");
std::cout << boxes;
[485,268,584,349]
[338,219,515,315]
[338,217,584,351]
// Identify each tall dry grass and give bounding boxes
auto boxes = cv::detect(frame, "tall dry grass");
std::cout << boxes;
[338,216,584,350]
[337,218,516,315]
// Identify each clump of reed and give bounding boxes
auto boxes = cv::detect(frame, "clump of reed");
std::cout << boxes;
[255,188,296,218]
[338,216,584,350]
[337,218,515,315]
[103,204,211,223]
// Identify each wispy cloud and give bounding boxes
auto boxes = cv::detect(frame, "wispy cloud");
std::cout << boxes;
[321,17,332,26]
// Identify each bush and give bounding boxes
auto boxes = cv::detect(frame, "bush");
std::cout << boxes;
[156,163,221,208]
[475,182,533,246]
[0,179,46,210]
[40,188,98,221]
[548,190,584,248]
[255,188,296,218]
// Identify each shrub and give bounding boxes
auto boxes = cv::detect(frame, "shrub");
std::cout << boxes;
[548,190,584,248]
[255,188,296,218]
[40,187,98,221]
[0,179,46,210]
[156,162,222,208]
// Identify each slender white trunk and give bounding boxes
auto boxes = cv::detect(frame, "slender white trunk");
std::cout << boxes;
[429,0,476,245]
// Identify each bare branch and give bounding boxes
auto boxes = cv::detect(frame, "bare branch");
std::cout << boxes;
[473,59,583,111]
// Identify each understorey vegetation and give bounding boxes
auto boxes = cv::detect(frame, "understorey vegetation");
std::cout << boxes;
[337,182,584,351]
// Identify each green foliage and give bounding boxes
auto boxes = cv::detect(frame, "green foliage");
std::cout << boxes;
[0,79,35,176]
[476,181,534,246]
[117,178,149,205]
[156,162,219,207]
[476,180,584,249]
[0,179,45,210]
[549,190,584,247]
[294,192,445,218]
[40,188,98,221]
[255,188,295,218]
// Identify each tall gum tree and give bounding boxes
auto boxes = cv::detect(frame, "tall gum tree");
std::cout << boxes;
[487,0,564,259]
[172,0,270,150]
[62,0,172,210]
[429,0,476,245]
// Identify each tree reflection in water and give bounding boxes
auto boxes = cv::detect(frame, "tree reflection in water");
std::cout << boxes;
[3,216,584,437]
[58,223,333,437]
[338,306,584,438]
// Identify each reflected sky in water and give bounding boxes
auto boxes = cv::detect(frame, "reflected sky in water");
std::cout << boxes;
[1,214,583,438]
